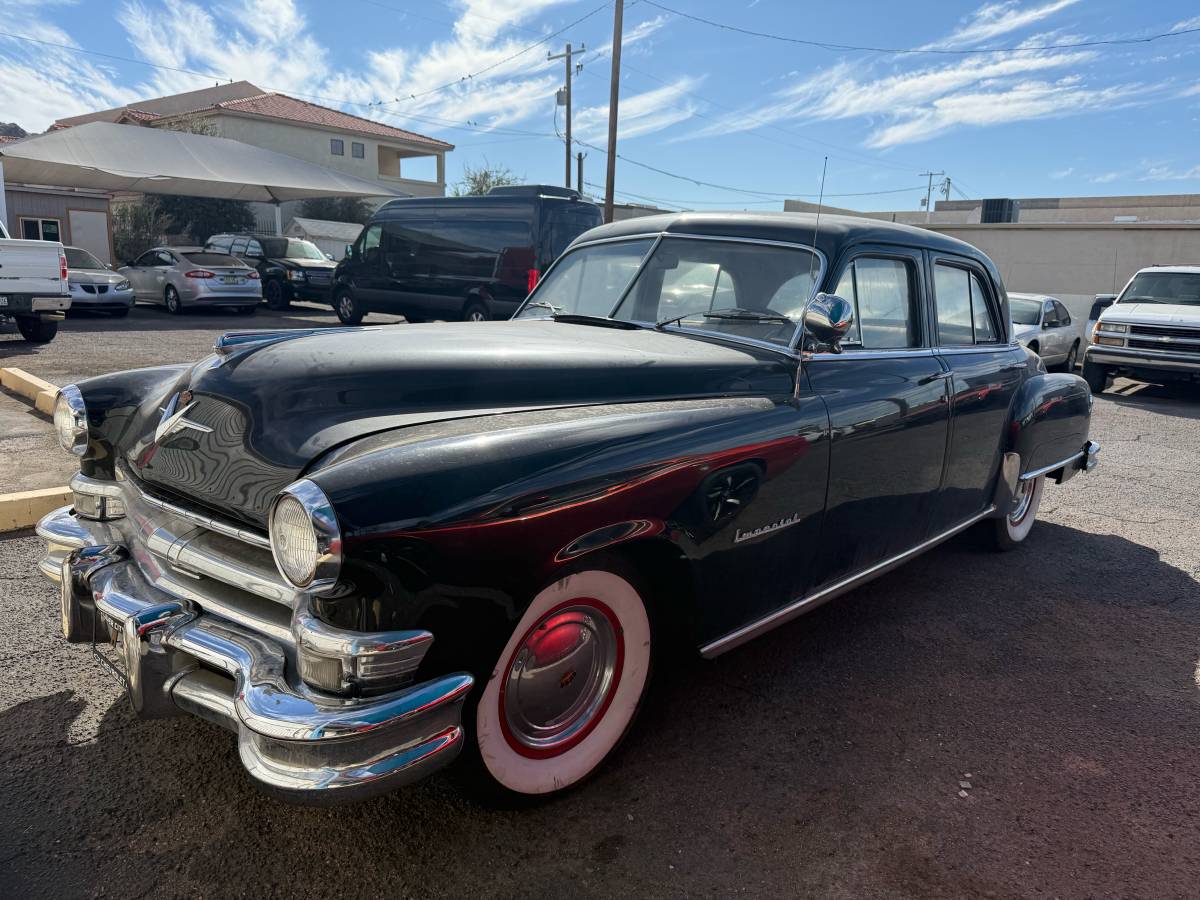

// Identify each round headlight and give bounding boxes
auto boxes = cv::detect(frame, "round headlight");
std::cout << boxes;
[53,385,88,456]
[269,480,342,592]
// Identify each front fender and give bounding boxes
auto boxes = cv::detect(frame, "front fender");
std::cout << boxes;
[1006,372,1092,477]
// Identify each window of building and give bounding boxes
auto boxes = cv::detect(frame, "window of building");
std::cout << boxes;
[331,138,345,156]
[20,218,61,241]
[352,142,365,159]
[833,256,919,349]
[934,263,1000,345]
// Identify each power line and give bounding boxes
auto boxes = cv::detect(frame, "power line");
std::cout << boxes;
[366,1,611,108]
[640,1,1200,55]
[0,28,226,80]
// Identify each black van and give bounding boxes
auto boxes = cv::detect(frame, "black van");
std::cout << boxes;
[329,185,603,324]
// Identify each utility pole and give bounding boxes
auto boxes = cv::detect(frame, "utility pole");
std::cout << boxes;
[576,152,586,194]
[919,170,944,223]
[548,42,584,189]
[603,0,624,223]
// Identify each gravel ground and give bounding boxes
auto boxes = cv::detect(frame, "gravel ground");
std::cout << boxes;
[0,333,1198,897]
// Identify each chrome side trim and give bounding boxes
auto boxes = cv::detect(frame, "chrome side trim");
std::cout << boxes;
[130,478,271,549]
[700,506,996,658]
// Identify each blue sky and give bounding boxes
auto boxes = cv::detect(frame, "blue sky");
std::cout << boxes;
[1,0,1199,210]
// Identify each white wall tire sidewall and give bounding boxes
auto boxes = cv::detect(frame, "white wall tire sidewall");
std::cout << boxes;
[476,569,651,796]
[1006,476,1045,543]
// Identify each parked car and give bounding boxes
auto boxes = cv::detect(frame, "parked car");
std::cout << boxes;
[204,234,337,310]
[330,184,603,325]
[0,219,69,342]
[118,247,261,314]
[64,246,134,317]
[1008,292,1081,370]
[39,213,1098,805]
[1084,264,1200,392]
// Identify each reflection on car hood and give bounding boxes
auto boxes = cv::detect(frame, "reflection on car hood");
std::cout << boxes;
[121,320,797,525]
[280,257,335,269]
[1101,302,1200,325]
[69,269,126,285]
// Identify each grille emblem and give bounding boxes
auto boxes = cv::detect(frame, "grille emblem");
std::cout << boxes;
[155,392,212,444]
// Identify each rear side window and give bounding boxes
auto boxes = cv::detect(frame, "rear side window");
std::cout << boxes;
[833,256,919,349]
[382,217,534,285]
[1053,300,1071,325]
[935,263,999,345]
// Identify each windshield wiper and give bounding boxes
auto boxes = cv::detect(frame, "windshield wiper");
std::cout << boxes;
[552,314,641,330]
[656,308,793,329]
[520,300,564,315]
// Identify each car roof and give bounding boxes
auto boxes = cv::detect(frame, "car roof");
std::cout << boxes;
[572,211,989,265]
[1008,292,1056,303]
[1136,265,1200,274]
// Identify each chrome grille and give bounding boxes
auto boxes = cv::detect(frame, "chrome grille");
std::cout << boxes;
[1128,338,1200,355]
[1129,324,1200,340]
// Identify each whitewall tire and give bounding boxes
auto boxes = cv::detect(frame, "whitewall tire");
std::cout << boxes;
[993,475,1045,550]
[475,567,652,796]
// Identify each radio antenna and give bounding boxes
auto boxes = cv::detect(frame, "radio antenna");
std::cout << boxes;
[799,156,829,356]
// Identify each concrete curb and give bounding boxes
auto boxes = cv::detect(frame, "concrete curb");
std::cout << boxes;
[0,366,59,415]
[0,487,71,534]
[0,367,69,533]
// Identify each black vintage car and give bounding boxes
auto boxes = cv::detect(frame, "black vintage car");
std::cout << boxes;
[204,234,338,310]
[41,213,1098,804]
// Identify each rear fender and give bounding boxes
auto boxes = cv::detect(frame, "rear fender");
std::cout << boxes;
[1006,372,1092,482]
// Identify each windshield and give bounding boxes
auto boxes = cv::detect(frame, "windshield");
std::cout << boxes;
[1009,298,1042,325]
[1118,272,1200,306]
[517,236,820,347]
[64,247,105,270]
[263,238,326,260]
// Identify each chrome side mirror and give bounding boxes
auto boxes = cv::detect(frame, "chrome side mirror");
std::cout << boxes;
[804,292,855,353]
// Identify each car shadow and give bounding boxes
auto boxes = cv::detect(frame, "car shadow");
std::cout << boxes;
[3,520,1199,897]
[1098,377,1200,419]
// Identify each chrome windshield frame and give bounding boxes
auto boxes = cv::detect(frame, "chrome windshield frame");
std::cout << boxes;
[514,231,827,358]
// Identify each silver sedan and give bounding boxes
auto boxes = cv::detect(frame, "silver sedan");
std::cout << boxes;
[1009,293,1081,371]
[64,246,135,316]
[119,247,261,315]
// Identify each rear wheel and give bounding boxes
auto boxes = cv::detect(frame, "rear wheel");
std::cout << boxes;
[264,279,289,311]
[463,300,489,322]
[335,289,364,325]
[16,316,58,343]
[1082,360,1109,394]
[164,285,183,315]
[990,475,1044,551]
[469,563,653,801]
[1057,341,1079,372]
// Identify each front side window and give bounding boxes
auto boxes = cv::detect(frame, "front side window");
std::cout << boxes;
[935,263,999,345]
[833,256,918,349]
[207,236,233,254]
[360,224,382,264]
[1118,271,1200,307]
[230,238,249,256]
[245,239,264,258]
[133,250,159,267]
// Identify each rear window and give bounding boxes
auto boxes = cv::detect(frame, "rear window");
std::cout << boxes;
[182,253,245,267]
[542,202,604,262]
[64,247,105,269]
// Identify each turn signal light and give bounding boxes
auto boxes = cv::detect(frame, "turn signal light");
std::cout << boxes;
[59,249,68,282]
[527,268,540,293]
[184,269,215,279]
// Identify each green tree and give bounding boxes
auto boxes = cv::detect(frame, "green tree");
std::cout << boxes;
[112,198,168,264]
[451,161,521,196]
[298,196,374,224]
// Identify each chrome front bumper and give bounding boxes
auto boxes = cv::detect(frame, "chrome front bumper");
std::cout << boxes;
[1084,344,1200,373]
[38,504,474,804]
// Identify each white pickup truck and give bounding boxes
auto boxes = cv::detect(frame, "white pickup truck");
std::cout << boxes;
[1083,264,1200,393]
[0,220,70,343]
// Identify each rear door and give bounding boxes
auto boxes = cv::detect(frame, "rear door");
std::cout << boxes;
[804,244,952,586]
[929,255,1027,530]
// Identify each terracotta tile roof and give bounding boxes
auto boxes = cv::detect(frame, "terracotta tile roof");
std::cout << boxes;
[214,93,453,150]
[0,134,22,143]
[119,108,160,123]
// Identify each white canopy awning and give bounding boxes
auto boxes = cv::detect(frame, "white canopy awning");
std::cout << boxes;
[0,121,401,202]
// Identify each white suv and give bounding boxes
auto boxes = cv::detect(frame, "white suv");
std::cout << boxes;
[1083,265,1200,393]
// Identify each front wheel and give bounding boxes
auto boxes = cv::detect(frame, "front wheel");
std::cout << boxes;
[16,316,58,343]
[165,286,183,315]
[334,290,364,325]
[990,475,1044,551]
[470,565,652,801]
[264,280,289,311]
[1082,360,1109,394]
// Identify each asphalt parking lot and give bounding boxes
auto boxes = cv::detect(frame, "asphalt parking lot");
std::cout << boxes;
[2,313,1200,898]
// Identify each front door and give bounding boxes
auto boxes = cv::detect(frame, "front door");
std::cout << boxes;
[929,256,1027,530]
[805,246,951,588]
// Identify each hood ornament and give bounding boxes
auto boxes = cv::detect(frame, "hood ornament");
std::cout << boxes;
[155,390,212,444]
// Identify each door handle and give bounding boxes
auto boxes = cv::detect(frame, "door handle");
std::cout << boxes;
[918,371,951,385]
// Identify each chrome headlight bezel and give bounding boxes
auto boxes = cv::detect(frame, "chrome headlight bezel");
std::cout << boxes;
[268,479,342,593]
[53,385,88,456]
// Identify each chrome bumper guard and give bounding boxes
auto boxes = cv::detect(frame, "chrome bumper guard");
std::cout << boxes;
[38,504,474,804]
[1019,439,1101,485]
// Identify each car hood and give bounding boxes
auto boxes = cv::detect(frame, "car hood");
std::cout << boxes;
[120,320,796,525]
[277,257,336,269]
[1101,302,1200,325]
[69,269,126,285]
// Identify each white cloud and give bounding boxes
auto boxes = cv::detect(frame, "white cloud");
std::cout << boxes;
[931,0,1081,48]
[1091,172,1121,183]
[1051,166,1074,178]
[574,76,701,142]
[1139,164,1200,181]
